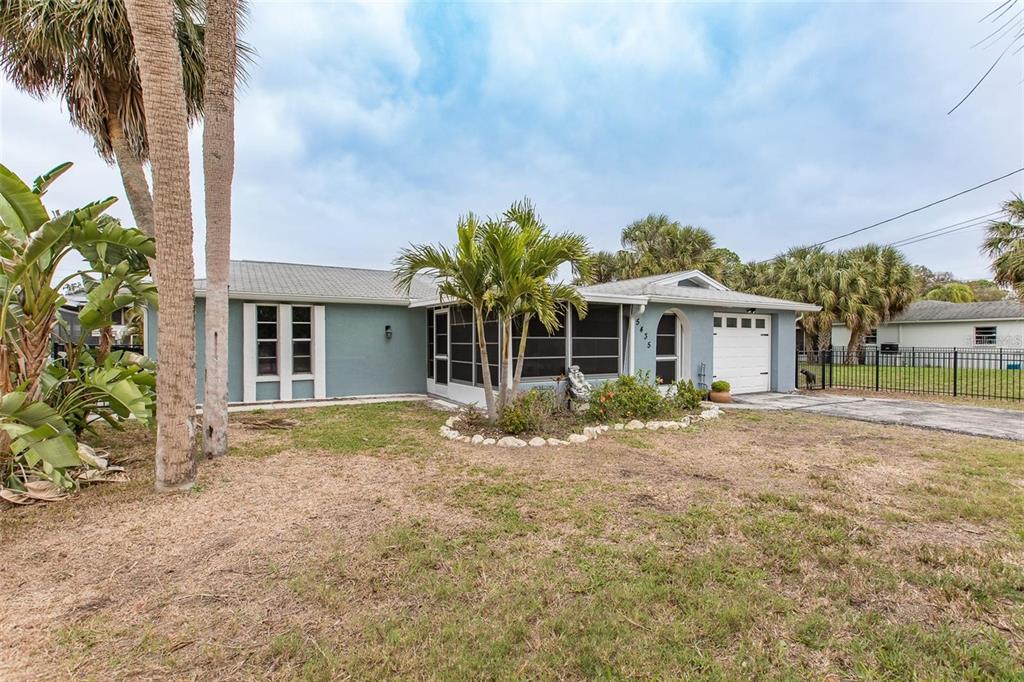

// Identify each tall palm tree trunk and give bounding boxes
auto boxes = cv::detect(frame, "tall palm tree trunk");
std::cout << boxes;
[201,0,238,459]
[511,312,531,397]
[123,0,197,491]
[473,309,497,421]
[497,316,513,410]
[107,113,156,239]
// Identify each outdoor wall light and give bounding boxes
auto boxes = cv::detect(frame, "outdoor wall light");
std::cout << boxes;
[385,325,393,340]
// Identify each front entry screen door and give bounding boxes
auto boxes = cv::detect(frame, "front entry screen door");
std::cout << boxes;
[434,310,449,385]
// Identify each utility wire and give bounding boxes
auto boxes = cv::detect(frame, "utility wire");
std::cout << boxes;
[892,223,992,248]
[890,219,996,248]
[755,169,1024,263]
[885,210,1004,247]
[981,0,1018,24]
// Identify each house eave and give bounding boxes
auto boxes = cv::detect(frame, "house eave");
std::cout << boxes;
[645,295,820,312]
[197,290,413,306]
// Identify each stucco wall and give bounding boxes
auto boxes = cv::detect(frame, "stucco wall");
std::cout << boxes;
[633,303,714,388]
[834,319,1024,349]
[149,299,425,404]
[322,303,426,397]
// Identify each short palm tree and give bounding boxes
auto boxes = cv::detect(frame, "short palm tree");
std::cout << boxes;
[497,200,590,400]
[0,0,209,238]
[394,214,501,421]
[983,194,1024,301]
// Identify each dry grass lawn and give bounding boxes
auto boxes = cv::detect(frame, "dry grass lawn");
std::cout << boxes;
[1,402,1022,680]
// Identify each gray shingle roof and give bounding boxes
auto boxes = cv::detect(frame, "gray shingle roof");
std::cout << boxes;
[891,300,1024,323]
[578,271,820,311]
[195,260,437,303]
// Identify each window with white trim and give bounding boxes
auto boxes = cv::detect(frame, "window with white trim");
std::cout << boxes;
[864,328,877,345]
[655,313,678,384]
[974,326,997,346]
[292,306,312,374]
[256,305,278,376]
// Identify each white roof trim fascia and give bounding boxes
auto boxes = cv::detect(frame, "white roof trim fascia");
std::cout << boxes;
[650,270,729,291]
[886,317,1024,325]
[646,294,820,312]
[200,290,413,306]
[580,293,648,305]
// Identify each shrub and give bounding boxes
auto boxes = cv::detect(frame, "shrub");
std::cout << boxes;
[667,379,703,411]
[711,380,731,393]
[587,372,665,422]
[498,388,557,435]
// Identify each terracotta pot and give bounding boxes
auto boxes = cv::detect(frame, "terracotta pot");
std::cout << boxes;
[709,390,732,404]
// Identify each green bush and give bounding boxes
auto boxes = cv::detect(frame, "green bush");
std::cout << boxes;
[587,372,665,422]
[498,388,557,435]
[711,380,731,393]
[667,379,703,410]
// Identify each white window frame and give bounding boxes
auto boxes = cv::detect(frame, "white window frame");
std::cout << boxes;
[655,312,680,384]
[255,304,280,380]
[244,302,326,403]
[291,305,314,379]
[974,326,997,346]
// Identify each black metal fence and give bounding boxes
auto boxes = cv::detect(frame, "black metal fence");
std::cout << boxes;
[52,342,145,359]
[797,346,1024,401]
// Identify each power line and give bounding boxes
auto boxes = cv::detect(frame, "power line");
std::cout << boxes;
[886,210,1004,247]
[890,220,995,248]
[756,168,1024,263]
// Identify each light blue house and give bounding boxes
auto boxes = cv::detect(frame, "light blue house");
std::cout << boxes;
[145,260,818,406]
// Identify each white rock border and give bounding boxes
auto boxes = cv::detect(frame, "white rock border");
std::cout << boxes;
[438,402,721,447]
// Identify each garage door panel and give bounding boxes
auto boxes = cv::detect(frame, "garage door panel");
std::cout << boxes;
[713,313,771,394]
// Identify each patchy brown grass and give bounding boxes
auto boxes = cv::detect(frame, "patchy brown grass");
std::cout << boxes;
[1,402,1022,680]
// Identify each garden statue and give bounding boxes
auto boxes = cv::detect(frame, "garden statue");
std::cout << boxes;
[566,365,592,408]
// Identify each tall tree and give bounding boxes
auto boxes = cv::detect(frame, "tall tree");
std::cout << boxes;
[606,214,738,282]
[123,0,198,491]
[983,194,1024,301]
[923,283,976,302]
[201,0,239,459]
[394,214,500,421]
[0,0,207,239]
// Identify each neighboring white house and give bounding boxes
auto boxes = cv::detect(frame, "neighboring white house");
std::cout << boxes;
[832,300,1024,349]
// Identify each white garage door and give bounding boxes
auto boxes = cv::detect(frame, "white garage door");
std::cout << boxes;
[712,313,771,394]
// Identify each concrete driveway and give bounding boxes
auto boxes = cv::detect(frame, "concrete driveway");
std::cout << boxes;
[729,392,1024,441]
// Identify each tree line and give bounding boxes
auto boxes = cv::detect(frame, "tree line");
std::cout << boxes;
[592,202,1024,354]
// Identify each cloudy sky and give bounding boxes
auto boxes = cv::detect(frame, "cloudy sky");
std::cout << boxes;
[2,1,1022,281]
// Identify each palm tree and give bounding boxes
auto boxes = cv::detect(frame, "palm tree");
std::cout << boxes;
[924,283,976,302]
[497,200,590,400]
[619,215,736,281]
[394,214,501,421]
[123,0,198,491]
[201,0,240,459]
[0,0,207,239]
[983,194,1024,301]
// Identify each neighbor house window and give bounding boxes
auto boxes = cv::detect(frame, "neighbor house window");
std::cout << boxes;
[974,326,997,345]
[256,305,278,376]
[864,328,877,345]
[571,304,620,375]
[292,306,312,374]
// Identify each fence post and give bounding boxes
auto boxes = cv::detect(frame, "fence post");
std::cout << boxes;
[821,350,826,390]
[953,348,958,397]
[875,348,880,392]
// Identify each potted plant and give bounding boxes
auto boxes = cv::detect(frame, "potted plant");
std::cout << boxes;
[709,380,732,403]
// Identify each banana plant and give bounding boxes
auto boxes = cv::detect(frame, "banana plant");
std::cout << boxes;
[0,162,155,495]
[0,162,155,397]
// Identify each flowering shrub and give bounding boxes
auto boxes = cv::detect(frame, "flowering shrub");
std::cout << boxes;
[586,372,665,421]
